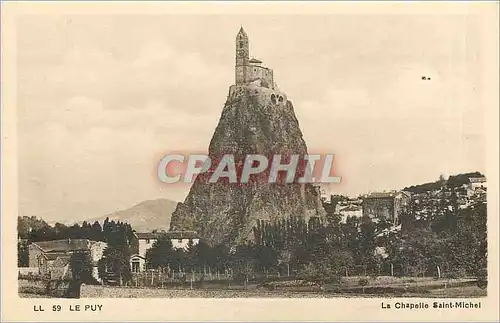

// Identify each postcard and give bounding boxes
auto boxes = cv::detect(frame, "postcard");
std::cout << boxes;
[1,1,499,322]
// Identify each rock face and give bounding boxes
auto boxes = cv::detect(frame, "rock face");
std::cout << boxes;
[169,84,326,246]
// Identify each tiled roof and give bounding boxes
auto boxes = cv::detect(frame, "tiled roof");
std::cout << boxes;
[43,252,71,261]
[340,205,362,212]
[51,256,71,267]
[249,58,262,63]
[135,231,199,240]
[135,232,160,240]
[166,231,199,239]
[31,239,90,253]
[401,191,412,197]
[364,192,397,199]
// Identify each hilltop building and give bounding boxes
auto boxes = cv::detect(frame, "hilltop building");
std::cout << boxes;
[362,191,411,225]
[235,26,274,89]
[467,177,487,196]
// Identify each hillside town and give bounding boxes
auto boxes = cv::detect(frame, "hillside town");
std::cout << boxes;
[18,172,487,298]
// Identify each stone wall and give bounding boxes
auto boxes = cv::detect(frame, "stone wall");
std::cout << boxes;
[362,198,395,222]
[18,278,72,298]
[28,244,42,268]
[246,65,274,89]
[18,267,39,275]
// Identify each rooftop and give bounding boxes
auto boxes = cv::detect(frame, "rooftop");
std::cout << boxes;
[135,231,200,240]
[364,192,397,199]
[339,205,362,212]
[469,177,486,183]
[237,26,247,37]
[31,239,93,253]
[363,191,411,199]
[43,252,71,262]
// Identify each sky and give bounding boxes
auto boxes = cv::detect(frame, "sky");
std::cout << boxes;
[17,14,486,223]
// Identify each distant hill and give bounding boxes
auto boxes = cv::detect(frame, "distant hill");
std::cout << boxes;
[404,171,485,194]
[84,198,179,233]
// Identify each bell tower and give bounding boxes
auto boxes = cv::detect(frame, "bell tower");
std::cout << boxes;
[235,26,249,84]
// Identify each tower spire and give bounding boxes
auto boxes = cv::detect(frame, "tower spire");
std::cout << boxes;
[238,25,247,37]
[235,26,249,84]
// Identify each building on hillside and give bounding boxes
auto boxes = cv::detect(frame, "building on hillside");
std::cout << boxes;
[129,231,200,273]
[338,205,363,223]
[362,191,411,225]
[235,26,274,89]
[28,239,107,281]
[468,177,487,196]
[321,195,356,215]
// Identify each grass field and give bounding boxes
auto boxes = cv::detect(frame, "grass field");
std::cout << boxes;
[77,277,486,298]
[19,275,486,298]
[76,285,486,298]
[20,284,486,299]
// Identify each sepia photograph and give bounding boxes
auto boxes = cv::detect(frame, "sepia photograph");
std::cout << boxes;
[1,1,499,322]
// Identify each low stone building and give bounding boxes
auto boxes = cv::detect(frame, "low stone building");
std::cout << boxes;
[28,239,107,281]
[129,231,200,272]
[468,177,487,196]
[362,191,411,225]
[338,205,363,223]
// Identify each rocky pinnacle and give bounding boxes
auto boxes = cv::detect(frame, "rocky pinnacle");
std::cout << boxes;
[169,84,326,246]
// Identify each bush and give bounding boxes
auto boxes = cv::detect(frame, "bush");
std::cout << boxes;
[476,273,487,289]
[475,268,487,289]
[233,273,248,285]
[476,278,487,289]
[358,278,369,287]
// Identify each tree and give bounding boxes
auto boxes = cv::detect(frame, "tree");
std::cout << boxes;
[28,225,57,242]
[327,245,354,278]
[98,246,132,285]
[255,245,278,273]
[91,221,103,242]
[145,234,174,270]
[17,240,29,267]
[53,222,69,239]
[391,229,444,277]
[447,201,487,278]
[358,217,378,275]
[278,249,293,276]
[212,244,230,274]
[230,244,257,286]
[70,251,94,284]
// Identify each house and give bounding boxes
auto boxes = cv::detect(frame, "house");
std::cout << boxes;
[362,191,411,225]
[468,177,487,196]
[338,205,363,223]
[28,239,107,281]
[129,231,200,272]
